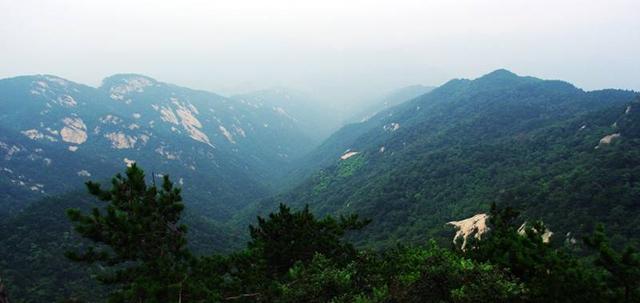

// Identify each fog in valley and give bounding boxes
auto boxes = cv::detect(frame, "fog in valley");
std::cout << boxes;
[2,0,639,123]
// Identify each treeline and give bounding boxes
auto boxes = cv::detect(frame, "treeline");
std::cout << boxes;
[54,165,640,302]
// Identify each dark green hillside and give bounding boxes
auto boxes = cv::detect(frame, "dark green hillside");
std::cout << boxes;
[248,70,640,248]
[0,194,106,302]
[0,192,240,303]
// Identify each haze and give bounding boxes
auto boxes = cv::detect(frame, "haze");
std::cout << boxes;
[1,0,639,111]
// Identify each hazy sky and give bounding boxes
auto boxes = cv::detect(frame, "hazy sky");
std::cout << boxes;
[1,0,639,108]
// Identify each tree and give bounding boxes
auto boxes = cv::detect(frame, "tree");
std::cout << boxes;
[66,164,193,302]
[585,224,640,302]
[390,244,524,303]
[465,203,605,302]
[248,204,370,279]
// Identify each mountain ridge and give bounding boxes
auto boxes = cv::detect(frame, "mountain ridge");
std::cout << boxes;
[241,69,640,249]
[0,73,321,219]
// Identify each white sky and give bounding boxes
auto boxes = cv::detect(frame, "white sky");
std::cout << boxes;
[1,0,639,107]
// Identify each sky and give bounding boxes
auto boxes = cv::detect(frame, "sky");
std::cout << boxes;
[1,0,639,109]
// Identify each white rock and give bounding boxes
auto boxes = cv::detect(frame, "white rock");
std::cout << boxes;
[159,106,179,125]
[21,129,44,140]
[109,76,153,100]
[105,132,136,149]
[383,122,400,132]
[60,117,87,144]
[123,158,135,167]
[340,151,359,160]
[597,133,621,147]
[233,124,247,138]
[57,95,77,107]
[77,170,91,177]
[448,213,489,250]
[99,115,122,125]
[518,222,553,243]
[219,125,236,144]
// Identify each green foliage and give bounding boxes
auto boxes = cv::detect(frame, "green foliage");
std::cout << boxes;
[466,204,607,302]
[337,154,365,178]
[65,164,195,302]
[585,224,640,302]
[248,204,370,278]
[251,73,640,251]
[0,193,108,302]
[387,243,524,303]
[6,165,640,302]
[276,254,381,303]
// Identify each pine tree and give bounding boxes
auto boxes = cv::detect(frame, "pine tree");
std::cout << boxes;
[66,164,192,302]
[248,204,369,278]
[466,203,605,302]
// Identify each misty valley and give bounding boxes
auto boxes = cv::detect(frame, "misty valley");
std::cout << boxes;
[0,69,638,302]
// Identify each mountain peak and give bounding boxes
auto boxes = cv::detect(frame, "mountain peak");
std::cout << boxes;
[477,69,519,80]
[99,74,159,100]
[102,73,157,85]
[472,69,543,88]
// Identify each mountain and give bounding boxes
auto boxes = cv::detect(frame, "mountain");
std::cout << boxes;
[246,69,640,248]
[3,69,639,301]
[0,74,315,219]
[230,87,343,143]
[274,85,434,190]
[347,84,434,123]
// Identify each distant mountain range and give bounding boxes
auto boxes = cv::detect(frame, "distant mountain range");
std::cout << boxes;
[347,84,434,123]
[231,87,344,143]
[0,74,322,219]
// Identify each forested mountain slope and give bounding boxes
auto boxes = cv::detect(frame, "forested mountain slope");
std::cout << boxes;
[248,69,640,248]
[0,189,245,302]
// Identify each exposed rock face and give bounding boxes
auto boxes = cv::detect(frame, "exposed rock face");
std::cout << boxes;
[340,151,359,160]
[123,158,135,167]
[159,106,179,125]
[447,213,489,250]
[599,133,621,145]
[60,117,87,144]
[109,76,154,100]
[383,122,400,132]
[219,125,236,144]
[0,73,315,217]
[104,132,136,149]
[21,129,43,140]
[595,133,621,149]
[518,222,553,243]
[57,95,77,107]
[77,170,91,177]
[448,214,554,249]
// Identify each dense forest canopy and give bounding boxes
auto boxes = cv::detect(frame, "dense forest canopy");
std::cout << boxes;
[6,165,637,302]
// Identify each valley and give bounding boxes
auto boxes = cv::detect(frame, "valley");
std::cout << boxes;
[1,69,639,302]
